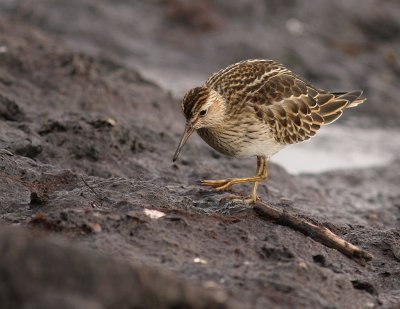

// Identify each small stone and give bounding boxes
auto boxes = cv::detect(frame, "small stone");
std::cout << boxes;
[89,223,102,233]
[30,191,49,205]
[104,118,116,126]
[193,257,207,264]
[144,208,166,219]
[298,261,308,270]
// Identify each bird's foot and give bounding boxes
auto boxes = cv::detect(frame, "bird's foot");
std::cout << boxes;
[199,178,237,191]
[244,194,261,204]
[199,176,262,191]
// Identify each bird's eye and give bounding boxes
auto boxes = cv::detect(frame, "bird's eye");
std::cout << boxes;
[199,109,207,117]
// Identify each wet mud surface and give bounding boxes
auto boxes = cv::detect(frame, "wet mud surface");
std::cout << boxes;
[1,2,400,308]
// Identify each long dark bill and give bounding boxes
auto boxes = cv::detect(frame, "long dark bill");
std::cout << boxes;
[172,124,195,162]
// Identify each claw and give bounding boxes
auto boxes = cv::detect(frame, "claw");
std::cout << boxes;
[243,195,261,204]
[199,179,229,185]
[199,179,234,190]
[221,194,261,204]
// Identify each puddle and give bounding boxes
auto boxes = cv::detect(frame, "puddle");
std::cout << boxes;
[272,124,400,174]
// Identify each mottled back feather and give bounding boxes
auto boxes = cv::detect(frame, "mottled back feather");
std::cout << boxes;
[204,59,365,145]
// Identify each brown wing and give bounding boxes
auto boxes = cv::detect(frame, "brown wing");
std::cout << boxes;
[253,74,325,144]
[251,74,364,144]
[205,59,290,105]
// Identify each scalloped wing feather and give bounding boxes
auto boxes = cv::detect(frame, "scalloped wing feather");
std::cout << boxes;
[204,60,365,145]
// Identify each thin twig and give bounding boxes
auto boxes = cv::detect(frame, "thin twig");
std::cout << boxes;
[253,201,373,265]
[81,176,104,204]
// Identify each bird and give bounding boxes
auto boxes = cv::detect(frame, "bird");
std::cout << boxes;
[172,59,365,204]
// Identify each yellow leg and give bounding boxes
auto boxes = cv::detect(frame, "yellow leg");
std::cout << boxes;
[246,157,267,203]
[200,156,268,204]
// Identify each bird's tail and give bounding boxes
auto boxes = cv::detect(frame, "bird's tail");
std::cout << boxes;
[332,90,366,108]
[316,90,366,124]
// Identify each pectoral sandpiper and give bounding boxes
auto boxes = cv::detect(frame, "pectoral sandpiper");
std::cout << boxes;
[173,59,365,203]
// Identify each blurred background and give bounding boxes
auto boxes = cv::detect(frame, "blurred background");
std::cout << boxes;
[1,0,399,173]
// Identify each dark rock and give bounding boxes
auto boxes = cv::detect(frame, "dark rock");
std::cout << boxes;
[351,280,378,296]
[0,227,231,309]
[313,254,327,267]
[0,93,25,121]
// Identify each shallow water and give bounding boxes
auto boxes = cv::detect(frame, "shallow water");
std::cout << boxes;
[272,125,400,174]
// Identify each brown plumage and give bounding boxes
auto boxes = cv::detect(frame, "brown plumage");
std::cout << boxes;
[173,59,366,203]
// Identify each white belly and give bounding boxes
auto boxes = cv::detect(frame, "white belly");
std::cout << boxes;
[235,135,285,158]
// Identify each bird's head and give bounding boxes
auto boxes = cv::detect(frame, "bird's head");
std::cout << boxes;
[173,86,226,162]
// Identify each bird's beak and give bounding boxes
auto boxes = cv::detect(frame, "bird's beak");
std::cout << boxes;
[173,123,195,162]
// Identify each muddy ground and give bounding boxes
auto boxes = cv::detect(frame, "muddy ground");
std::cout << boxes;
[0,1,400,308]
